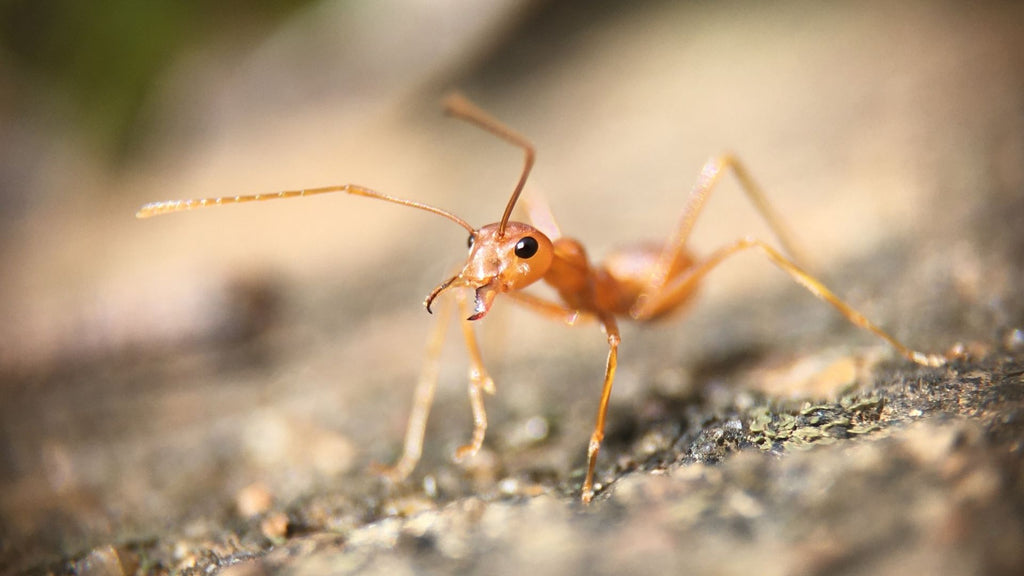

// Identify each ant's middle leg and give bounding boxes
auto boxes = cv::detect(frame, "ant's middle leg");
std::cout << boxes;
[581,316,620,504]
[502,291,616,502]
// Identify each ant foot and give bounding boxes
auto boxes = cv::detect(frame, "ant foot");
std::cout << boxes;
[369,460,413,483]
[454,444,480,462]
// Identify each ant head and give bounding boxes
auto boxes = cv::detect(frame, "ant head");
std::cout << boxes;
[425,221,553,320]
[421,93,548,321]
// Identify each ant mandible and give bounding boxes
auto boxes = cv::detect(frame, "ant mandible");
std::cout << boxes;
[137,93,949,503]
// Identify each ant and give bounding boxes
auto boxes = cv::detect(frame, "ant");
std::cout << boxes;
[137,93,950,503]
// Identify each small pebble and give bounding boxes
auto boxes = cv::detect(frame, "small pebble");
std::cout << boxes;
[75,545,126,576]
[236,483,274,518]
[260,512,290,541]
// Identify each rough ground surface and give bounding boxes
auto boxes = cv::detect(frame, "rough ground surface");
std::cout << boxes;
[21,347,1024,576]
[2,1,1023,575]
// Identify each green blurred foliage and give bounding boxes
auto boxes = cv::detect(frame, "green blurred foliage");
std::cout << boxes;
[0,0,320,162]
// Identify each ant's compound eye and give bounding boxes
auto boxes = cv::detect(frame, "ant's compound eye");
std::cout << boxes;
[514,236,539,259]
[467,233,475,250]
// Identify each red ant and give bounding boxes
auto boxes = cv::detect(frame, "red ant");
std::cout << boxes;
[137,93,949,503]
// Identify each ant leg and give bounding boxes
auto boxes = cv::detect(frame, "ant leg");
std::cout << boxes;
[646,237,947,367]
[501,291,615,502]
[373,295,454,482]
[505,291,589,325]
[582,316,621,503]
[520,188,563,240]
[454,290,497,461]
[635,154,807,318]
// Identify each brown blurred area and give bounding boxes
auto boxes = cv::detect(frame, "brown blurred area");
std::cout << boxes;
[1,0,1022,573]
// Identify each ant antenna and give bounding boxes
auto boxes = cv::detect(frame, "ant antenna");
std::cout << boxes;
[443,93,535,238]
[135,184,475,235]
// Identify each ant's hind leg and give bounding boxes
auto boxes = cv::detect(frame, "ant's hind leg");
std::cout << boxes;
[649,237,948,367]
[372,296,454,482]
[635,155,808,319]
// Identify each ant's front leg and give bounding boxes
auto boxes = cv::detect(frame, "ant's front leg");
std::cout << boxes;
[454,290,496,462]
[373,295,455,482]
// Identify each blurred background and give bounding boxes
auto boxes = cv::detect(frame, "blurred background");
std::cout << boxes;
[1,0,1022,571]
